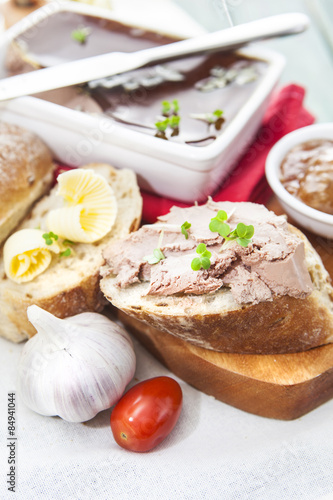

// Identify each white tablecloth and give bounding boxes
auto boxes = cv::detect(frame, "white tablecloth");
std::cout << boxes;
[1,1,333,498]
[1,331,333,500]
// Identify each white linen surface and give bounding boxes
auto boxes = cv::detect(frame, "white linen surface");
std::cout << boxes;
[1,331,333,500]
[0,1,332,498]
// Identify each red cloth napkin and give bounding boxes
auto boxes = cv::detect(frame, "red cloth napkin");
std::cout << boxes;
[141,84,315,223]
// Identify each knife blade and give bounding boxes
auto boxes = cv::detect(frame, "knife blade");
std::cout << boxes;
[0,12,309,101]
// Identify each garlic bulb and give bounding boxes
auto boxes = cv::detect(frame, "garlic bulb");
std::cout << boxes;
[17,305,136,422]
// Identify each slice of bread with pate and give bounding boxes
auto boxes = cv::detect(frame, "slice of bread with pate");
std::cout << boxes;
[100,200,333,355]
[0,163,142,342]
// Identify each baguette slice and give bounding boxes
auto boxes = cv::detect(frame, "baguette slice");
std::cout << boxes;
[0,122,54,245]
[0,163,142,342]
[100,210,333,355]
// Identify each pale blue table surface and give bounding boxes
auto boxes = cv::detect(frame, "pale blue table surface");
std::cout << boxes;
[174,0,333,123]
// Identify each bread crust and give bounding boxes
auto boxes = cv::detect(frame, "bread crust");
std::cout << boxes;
[0,122,54,244]
[101,224,333,355]
[0,163,142,342]
[1,271,106,342]
[103,291,332,355]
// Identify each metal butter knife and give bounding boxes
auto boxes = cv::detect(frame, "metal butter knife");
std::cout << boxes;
[0,12,309,101]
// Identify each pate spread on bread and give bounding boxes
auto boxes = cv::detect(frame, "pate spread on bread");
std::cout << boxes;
[100,200,333,355]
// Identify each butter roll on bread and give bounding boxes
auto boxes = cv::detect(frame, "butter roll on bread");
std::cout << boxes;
[100,200,333,355]
[0,163,142,342]
[0,121,54,245]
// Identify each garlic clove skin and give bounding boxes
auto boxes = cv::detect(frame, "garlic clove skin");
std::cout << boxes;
[18,306,136,422]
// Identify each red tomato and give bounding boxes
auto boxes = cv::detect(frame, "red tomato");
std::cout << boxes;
[110,376,183,452]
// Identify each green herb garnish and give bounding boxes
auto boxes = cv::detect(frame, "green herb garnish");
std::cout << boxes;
[169,115,180,130]
[71,26,91,45]
[189,109,224,130]
[155,115,180,133]
[211,109,223,121]
[155,99,181,139]
[209,210,230,238]
[143,230,166,265]
[191,243,211,271]
[63,239,75,246]
[232,222,255,247]
[155,119,169,132]
[209,210,254,247]
[162,100,171,115]
[181,221,191,239]
[60,248,71,258]
[42,232,59,246]
[59,239,75,258]
[144,248,165,265]
[172,99,179,114]
[162,99,179,116]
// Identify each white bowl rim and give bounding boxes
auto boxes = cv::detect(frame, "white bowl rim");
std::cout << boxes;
[265,122,333,226]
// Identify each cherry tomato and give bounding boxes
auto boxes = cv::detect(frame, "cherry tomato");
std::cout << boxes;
[110,376,183,452]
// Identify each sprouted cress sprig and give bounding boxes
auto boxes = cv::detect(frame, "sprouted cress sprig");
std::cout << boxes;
[155,100,181,138]
[42,232,58,246]
[143,230,166,265]
[209,210,254,247]
[191,243,211,271]
[191,210,254,271]
[155,100,225,139]
[71,26,91,45]
[43,232,73,258]
[181,221,191,239]
[162,99,180,116]
[189,109,225,130]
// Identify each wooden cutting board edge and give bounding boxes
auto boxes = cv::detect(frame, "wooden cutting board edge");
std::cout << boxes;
[118,311,333,421]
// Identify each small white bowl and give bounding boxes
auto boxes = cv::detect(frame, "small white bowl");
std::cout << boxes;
[265,123,333,239]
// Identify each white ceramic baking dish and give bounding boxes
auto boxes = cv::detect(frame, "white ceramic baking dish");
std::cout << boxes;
[0,1,285,203]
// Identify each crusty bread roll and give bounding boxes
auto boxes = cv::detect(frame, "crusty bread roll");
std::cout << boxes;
[0,122,54,245]
[100,201,333,355]
[0,163,142,342]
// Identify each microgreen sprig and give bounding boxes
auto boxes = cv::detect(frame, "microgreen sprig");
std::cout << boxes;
[231,222,254,247]
[71,26,91,45]
[42,232,58,246]
[155,118,169,132]
[168,115,180,130]
[42,232,74,257]
[155,99,181,138]
[189,109,225,130]
[181,221,191,239]
[208,109,224,123]
[63,239,74,246]
[60,248,71,258]
[209,210,254,247]
[162,99,179,116]
[209,210,230,238]
[191,243,211,271]
[143,248,165,265]
[155,116,181,134]
[143,230,166,265]
[60,239,75,258]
